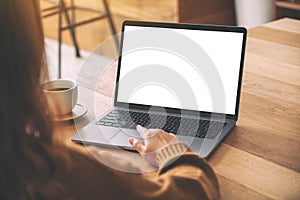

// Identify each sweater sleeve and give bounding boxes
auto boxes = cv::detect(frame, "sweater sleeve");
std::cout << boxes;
[90,143,220,200]
[157,152,219,200]
[127,150,220,200]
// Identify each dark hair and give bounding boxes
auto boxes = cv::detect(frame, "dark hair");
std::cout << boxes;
[0,0,68,199]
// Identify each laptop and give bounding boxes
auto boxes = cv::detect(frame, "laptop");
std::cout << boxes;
[71,20,247,158]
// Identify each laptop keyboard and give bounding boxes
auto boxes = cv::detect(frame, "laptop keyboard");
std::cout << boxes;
[96,110,226,139]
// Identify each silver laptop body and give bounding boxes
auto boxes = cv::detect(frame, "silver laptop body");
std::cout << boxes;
[71,20,247,158]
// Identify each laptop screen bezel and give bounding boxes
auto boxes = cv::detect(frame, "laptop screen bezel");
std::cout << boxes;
[114,20,247,121]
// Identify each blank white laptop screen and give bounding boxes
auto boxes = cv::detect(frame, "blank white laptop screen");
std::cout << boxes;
[117,25,244,115]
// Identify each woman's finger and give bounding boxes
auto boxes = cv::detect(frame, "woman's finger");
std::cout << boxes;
[129,138,145,153]
[136,125,149,138]
[168,132,176,137]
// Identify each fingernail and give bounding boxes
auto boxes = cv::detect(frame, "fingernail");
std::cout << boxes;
[128,138,134,144]
[136,125,143,132]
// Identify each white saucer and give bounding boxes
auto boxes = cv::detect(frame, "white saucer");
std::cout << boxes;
[52,104,87,122]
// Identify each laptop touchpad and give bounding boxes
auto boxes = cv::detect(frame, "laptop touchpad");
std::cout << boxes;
[108,129,143,147]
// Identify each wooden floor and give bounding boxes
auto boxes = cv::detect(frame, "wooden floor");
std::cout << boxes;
[41,0,177,52]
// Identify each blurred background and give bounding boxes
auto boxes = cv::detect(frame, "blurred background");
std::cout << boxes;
[40,0,300,52]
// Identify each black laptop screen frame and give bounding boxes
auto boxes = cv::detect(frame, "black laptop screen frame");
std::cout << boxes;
[114,20,247,121]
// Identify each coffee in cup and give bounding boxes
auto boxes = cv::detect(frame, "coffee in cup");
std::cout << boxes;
[42,79,78,116]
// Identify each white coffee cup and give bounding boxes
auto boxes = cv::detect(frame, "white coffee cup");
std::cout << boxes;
[42,79,78,116]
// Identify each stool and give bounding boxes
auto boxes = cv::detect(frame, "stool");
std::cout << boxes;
[42,0,119,78]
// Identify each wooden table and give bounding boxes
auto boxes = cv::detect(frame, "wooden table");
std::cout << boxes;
[54,18,300,199]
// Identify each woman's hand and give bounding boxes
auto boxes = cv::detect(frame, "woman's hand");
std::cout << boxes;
[129,125,179,166]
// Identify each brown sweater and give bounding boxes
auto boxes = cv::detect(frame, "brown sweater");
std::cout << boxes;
[52,146,220,200]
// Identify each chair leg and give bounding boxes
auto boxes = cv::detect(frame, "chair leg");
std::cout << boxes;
[61,0,81,58]
[58,1,63,79]
[71,0,76,27]
[103,0,119,50]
